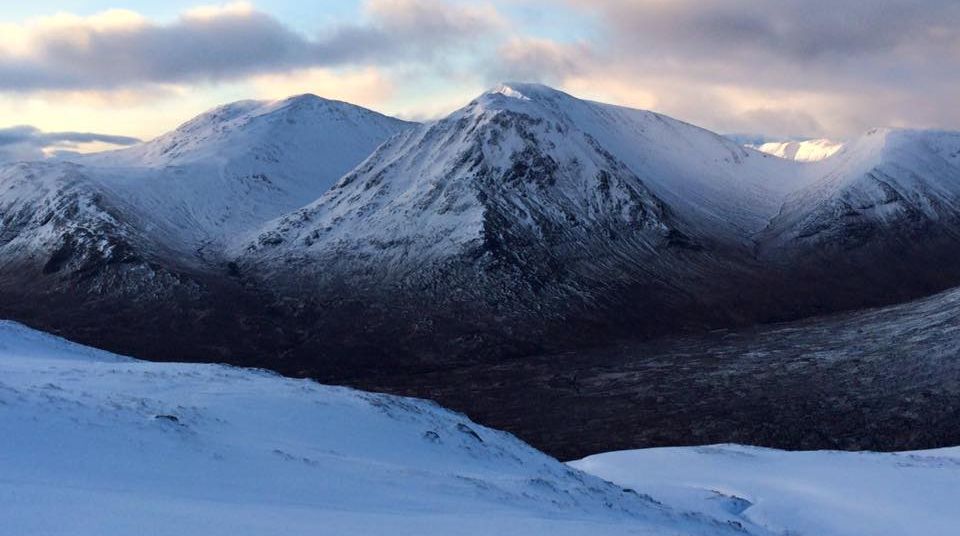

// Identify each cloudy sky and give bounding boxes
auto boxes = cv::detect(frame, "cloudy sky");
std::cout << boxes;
[1,0,959,158]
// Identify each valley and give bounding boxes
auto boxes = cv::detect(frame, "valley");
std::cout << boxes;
[348,284,960,460]
[2,83,959,459]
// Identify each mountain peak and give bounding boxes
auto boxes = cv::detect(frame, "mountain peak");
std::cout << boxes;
[486,82,568,100]
[281,92,323,103]
[269,93,345,112]
[463,83,581,118]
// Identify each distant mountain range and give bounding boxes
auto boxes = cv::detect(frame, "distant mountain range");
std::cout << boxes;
[749,138,844,162]
[2,82,960,379]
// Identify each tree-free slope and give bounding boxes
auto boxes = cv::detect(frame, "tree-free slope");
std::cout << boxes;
[0,320,756,536]
[573,443,960,536]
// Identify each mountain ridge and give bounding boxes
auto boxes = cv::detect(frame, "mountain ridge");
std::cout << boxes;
[2,81,960,384]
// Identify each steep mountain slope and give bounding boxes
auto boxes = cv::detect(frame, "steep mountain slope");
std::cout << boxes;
[4,84,960,462]
[80,94,414,253]
[0,94,412,268]
[0,95,412,362]
[351,283,960,460]
[244,84,815,265]
[0,320,759,536]
[756,128,960,314]
[0,161,187,293]
[762,129,960,249]
[235,84,801,365]
[244,83,683,281]
[237,84,960,368]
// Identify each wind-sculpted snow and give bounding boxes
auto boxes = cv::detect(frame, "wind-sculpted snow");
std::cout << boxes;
[0,321,759,536]
[573,444,960,536]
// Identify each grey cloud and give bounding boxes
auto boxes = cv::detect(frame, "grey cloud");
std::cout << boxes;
[0,125,141,163]
[547,0,960,93]
[491,38,592,85]
[587,0,960,95]
[582,0,960,61]
[0,1,504,91]
[721,108,826,141]
[494,0,960,137]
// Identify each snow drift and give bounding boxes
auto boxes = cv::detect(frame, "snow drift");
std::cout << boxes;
[0,320,752,536]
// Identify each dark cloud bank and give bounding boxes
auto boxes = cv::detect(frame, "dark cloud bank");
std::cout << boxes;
[0,1,502,92]
[0,125,141,162]
[504,0,960,136]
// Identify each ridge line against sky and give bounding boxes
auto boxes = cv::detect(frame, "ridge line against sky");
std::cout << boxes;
[1,0,959,160]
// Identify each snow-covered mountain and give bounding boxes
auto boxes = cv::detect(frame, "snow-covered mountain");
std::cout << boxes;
[761,128,960,250]
[0,94,413,362]
[755,128,960,311]
[0,319,759,536]
[79,94,414,252]
[0,95,411,269]
[241,84,694,310]
[751,138,843,162]
[233,83,806,359]
[0,161,182,294]
[0,94,412,265]
[3,82,960,387]
[233,84,960,363]
[244,83,797,257]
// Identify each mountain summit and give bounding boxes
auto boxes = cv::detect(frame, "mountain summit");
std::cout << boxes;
[237,83,779,362]
[80,94,415,250]
[0,96,413,361]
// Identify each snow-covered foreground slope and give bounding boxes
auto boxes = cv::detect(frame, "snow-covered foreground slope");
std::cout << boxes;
[4,320,957,536]
[573,444,960,536]
[0,321,754,536]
